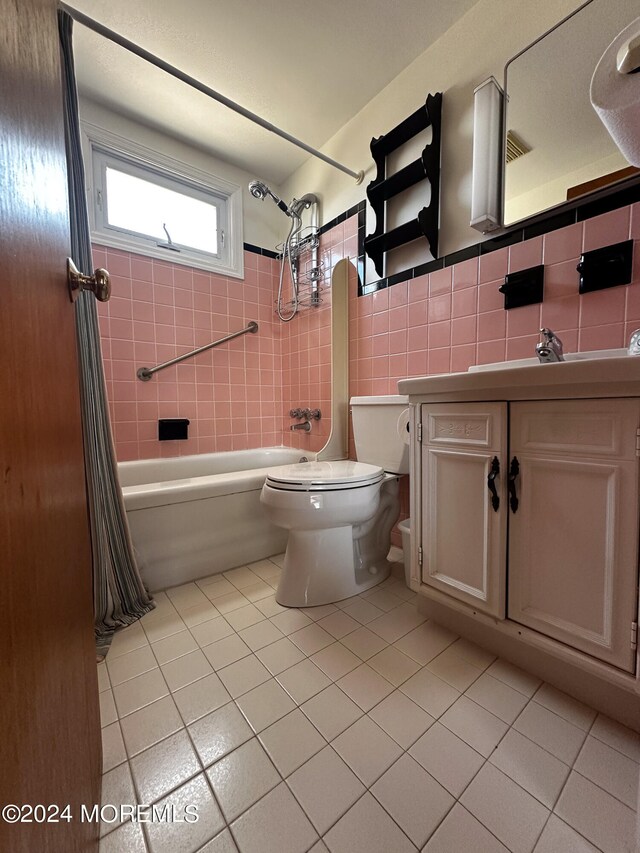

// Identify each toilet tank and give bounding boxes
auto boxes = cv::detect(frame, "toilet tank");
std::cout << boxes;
[350,395,410,474]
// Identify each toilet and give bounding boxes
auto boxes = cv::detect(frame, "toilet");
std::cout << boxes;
[260,395,410,607]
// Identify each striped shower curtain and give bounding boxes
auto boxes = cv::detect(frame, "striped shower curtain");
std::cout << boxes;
[59,12,154,658]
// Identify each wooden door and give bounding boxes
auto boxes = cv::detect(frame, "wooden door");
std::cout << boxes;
[421,403,507,618]
[508,399,640,673]
[0,1,101,851]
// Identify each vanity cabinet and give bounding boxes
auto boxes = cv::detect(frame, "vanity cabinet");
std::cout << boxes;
[419,397,640,674]
[421,403,507,619]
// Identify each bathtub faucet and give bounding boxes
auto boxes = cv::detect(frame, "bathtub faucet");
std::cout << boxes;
[289,407,320,432]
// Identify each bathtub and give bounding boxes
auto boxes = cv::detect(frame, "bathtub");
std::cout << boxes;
[119,447,311,592]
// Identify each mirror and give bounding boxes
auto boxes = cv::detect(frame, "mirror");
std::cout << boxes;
[503,0,639,226]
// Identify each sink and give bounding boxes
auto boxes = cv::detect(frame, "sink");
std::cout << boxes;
[398,347,640,402]
[468,348,629,372]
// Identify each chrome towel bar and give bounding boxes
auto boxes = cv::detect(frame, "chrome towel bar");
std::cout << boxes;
[137,321,258,381]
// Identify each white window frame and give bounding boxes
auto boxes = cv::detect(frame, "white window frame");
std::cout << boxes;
[82,122,244,278]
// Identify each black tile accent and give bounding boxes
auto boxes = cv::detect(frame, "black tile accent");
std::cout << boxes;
[243,242,279,259]
[480,229,524,254]
[444,244,480,267]
[413,258,444,277]
[523,210,576,241]
[243,242,263,255]
[576,182,640,221]
[319,204,363,236]
[387,269,413,287]
[362,280,384,295]
[248,177,639,296]
[357,204,366,230]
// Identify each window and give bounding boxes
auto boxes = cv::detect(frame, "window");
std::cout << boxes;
[84,124,243,278]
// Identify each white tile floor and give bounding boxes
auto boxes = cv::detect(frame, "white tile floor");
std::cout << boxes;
[98,549,640,853]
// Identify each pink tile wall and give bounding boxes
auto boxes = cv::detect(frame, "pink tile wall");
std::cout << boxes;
[95,215,356,461]
[280,214,359,453]
[96,196,640,541]
[348,203,640,395]
[348,202,640,546]
[95,246,282,460]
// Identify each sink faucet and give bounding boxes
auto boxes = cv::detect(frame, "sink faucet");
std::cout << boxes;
[536,328,564,363]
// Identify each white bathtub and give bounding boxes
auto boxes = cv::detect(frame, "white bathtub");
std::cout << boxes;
[119,447,311,592]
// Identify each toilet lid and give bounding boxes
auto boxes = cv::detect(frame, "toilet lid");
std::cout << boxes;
[265,460,384,491]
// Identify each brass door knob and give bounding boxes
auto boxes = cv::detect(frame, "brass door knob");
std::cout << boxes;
[67,258,111,303]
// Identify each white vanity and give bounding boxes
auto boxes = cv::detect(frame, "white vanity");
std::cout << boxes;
[399,354,640,721]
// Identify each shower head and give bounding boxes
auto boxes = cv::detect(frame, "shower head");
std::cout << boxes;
[248,180,290,216]
[249,180,269,200]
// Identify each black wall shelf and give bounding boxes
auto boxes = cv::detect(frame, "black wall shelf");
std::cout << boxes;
[364,92,442,278]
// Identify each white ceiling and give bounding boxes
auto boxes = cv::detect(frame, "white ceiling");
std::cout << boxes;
[71,0,479,185]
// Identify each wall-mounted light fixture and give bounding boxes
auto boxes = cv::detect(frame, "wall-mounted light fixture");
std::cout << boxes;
[470,77,505,233]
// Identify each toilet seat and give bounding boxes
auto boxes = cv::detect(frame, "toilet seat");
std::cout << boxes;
[265,460,384,492]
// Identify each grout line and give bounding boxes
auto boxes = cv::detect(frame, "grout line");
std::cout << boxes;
[139,621,230,850]
[570,766,638,814]
[537,712,599,852]
[193,588,429,841]
[321,787,418,852]
[587,723,640,764]
[100,570,632,853]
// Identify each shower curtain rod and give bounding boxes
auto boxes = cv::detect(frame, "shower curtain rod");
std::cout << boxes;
[60,4,365,185]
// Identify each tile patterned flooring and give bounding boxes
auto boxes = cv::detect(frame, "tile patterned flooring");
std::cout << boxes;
[98,549,640,853]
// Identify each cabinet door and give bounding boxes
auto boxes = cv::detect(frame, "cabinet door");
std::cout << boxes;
[508,399,640,673]
[421,403,507,618]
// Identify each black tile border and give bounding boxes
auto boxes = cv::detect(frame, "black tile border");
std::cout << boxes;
[522,209,575,241]
[243,242,279,260]
[444,244,480,267]
[245,176,640,296]
[360,177,640,296]
[576,182,640,221]
[318,201,366,236]
[479,228,523,254]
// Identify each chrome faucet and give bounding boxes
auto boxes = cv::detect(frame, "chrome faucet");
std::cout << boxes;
[536,328,564,363]
[289,407,321,432]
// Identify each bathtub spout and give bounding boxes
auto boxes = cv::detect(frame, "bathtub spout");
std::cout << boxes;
[291,422,311,432]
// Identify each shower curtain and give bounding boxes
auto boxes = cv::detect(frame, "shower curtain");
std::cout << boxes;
[58,12,154,658]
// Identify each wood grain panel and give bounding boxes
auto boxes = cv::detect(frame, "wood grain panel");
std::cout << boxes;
[0,0,101,850]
